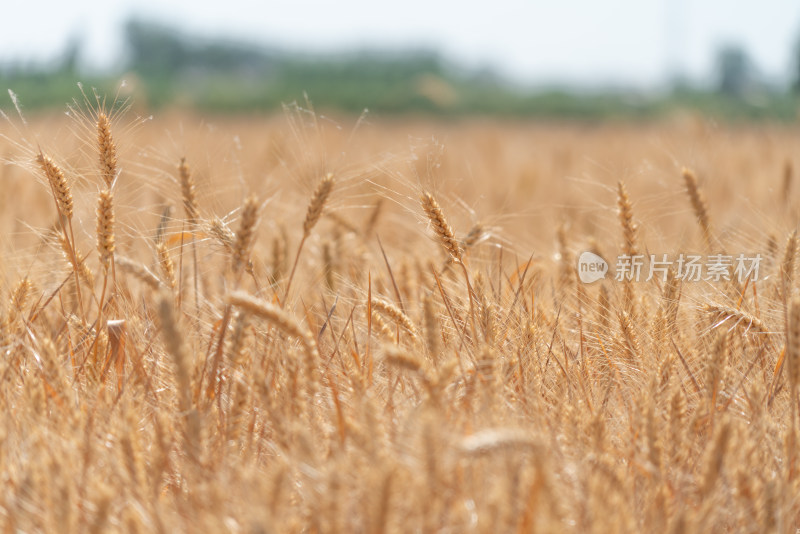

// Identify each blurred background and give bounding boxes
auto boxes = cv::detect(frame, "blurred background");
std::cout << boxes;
[3,0,800,119]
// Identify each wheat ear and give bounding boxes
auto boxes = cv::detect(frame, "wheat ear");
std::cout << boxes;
[381,345,437,397]
[97,113,118,187]
[178,157,201,308]
[364,198,384,239]
[704,304,769,337]
[617,181,637,256]
[232,195,260,278]
[158,294,201,460]
[617,181,638,317]
[96,190,115,271]
[783,160,793,205]
[38,151,86,317]
[206,198,261,403]
[55,231,94,289]
[227,291,314,354]
[36,152,73,219]
[788,298,800,425]
[208,216,236,252]
[178,157,199,225]
[227,290,319,395]
[116,256,163,290]
[371,297,420,340]
[158,295,192,406]
[421,192,462,263]
[284,173,335,303]
[303,173,335,236]
[420,191,478,343]
[156,242,177,291]
[780,230,797,304]
[682,167,712,251]
[653,267,680,348]
[95,188,116,340]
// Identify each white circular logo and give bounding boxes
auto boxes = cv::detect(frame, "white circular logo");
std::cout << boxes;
[577,251,608,283]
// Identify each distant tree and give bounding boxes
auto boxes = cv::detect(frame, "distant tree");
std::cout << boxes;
[124,19,189,75]
[793,38,800,93]
[124,18,279,77]
[59,35,82,75]
[715,44,754,98]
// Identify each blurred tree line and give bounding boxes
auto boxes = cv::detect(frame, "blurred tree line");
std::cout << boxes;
[2,17,800,119]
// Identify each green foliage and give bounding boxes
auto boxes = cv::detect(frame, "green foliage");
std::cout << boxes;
[1,18,799,121]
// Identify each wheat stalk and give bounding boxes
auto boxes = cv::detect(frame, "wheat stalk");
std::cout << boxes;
[55,231,94,289]
[178,157,201,308]
[157,293,201,461]
[284,173,335,303]
[37,151,87,317]
[158,295,192,406]
[364,198,384,239]
[420,191,479,343]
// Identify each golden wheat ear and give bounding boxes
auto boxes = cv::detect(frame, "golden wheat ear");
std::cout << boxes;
[788,297,800,402]
[156,242,177,291]
[232,195,260,277]
[304,173,335,237]
[97,112,118,187]
[96,189,115,271]
[616,180,637,257]
[178,157,200,225]
[420,192,462,263]
[780,230,797,303]
[116,256,163,290]
[371,297,419,340]
[226,289,320,396]
[36,152,73,220]
[616,180,638,317]
[419,191,479,342]
[38,150,89,317]
[682,167,712,250]
[284,173,335,302]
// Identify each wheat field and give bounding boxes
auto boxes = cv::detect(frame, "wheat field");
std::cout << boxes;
[1,94,800,532]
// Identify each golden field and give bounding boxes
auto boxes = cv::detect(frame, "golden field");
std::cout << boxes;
[1,98,800,532]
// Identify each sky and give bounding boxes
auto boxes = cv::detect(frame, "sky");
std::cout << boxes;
[3,0,800,89]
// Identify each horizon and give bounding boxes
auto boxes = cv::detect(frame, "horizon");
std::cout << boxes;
[4,1,800,90]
